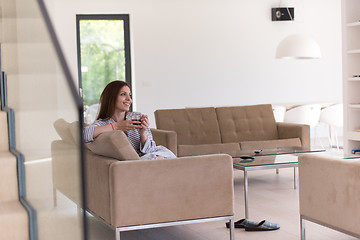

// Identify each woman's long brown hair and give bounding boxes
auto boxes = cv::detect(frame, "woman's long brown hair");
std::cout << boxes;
[97,81,130,120]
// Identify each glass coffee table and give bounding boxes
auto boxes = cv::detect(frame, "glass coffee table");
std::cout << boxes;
[228,147,325,219]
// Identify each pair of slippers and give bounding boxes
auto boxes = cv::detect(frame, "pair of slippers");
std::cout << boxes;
[225,218,280,231]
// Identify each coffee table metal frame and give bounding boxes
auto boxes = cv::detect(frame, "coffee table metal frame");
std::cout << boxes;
[231,148,326,219]
[232,150,360,220]
[233,160,298,219]
[190,148,325,220]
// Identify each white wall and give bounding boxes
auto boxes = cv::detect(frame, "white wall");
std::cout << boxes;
[44,0,342,127]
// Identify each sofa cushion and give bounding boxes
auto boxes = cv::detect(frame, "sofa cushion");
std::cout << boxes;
[216,104,279,143]
[155,107,221,145]
[53,118,76,144]
[177,143,240,157]
[86,131,140,161]
[240,138,301,150]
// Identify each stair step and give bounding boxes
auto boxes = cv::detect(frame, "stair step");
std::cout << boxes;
[2,74,59,111]
[0,111,8,151]
[0,151,19,202]
[1,42,57,75]
[2,0,42,19]
[2,18,48,44]
[0,201,28,240]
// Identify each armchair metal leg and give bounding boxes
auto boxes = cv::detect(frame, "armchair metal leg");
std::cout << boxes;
[116,228,120,240]
[111,216,233,240]
[300,216,305,240]
[229,217,235,240]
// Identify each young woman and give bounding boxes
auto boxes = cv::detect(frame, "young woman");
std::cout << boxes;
[83,80,176,160]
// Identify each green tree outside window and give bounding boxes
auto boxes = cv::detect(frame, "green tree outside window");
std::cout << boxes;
[80,20,126,107]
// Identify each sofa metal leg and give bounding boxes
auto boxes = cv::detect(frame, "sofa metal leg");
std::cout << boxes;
[115,228,120,240]
[229,217,235,240]
[276,168,279,174]
[300,216,305,240]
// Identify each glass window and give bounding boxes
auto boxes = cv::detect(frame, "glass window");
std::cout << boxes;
[77,15,132,124]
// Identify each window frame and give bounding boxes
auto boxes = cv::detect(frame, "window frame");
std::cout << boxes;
[75,14,132,98]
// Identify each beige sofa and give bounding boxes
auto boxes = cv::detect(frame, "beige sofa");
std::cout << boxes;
[154,104,310,157]
[299,153,360,239]
[52,119,235,240]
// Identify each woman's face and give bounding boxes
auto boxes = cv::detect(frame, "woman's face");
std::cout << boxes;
[115,86,132,112]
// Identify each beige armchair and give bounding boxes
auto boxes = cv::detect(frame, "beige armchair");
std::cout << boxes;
[298,153,360,239]
[52,119,235,240]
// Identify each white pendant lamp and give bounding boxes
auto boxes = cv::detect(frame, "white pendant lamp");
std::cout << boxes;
[276,34,321,59]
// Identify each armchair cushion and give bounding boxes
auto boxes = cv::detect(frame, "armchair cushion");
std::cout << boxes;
[53,118,76,144]
[86,131,140,161]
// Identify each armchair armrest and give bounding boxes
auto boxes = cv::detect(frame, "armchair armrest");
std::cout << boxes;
[150,128,177,156]
[277,122,310,148]
[299,154,360,236]
[109,154,234,227]
[84,149,119,224]
[52,140,81,204]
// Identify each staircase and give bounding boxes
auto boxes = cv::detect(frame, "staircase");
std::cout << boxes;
[0,0,30,238]
[0,0,85,238]
[0,110,28,239]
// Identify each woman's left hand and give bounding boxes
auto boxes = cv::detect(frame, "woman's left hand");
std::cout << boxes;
[139,115,149,134]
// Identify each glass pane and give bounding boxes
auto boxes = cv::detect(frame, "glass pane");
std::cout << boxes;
[1,0,84,239]
[233,154,299,168]
[79,19,126,124]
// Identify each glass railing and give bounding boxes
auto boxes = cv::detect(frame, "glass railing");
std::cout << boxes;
[1,0,85,239]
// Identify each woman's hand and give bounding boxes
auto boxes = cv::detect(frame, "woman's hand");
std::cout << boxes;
[114,120,142,132]
[139,115,149,134]
[138,115,149,145]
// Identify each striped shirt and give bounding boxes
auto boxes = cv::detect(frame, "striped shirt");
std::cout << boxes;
[83,112,162,157]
